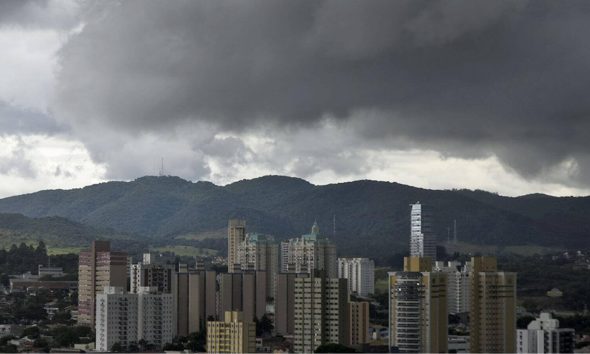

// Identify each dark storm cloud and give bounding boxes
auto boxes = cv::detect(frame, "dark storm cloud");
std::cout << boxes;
[0,0,78,29]
[54,0,590,186]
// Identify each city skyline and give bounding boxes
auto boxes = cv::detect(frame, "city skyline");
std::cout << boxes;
[2,1,590,197]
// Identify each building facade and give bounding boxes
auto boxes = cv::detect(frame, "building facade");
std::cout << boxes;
[293,275,349,353]
[280,222,337,278]
[409,202,437,260]
[236,233,279,297]
[227,219,247,273]
[95,287,174,352]
[274,273,308,336]
[219,271,267,323]
[130,262,174,294]
[389,257,447,353]
[469,256,517,353]
[206,311,256,353]
[349,301,370,347]
[517,313,575,353]
[434,261,471,314]
[78,240,127,326]
[171,269,217,336]
[338,257,375,297]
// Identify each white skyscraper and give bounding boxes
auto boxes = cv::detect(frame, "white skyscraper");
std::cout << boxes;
[517,313,575,353]
[410,202,437,260]
[95,287,175,352]
[338,257,375,297]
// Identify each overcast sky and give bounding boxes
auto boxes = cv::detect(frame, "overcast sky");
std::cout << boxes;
[1,0,590,197]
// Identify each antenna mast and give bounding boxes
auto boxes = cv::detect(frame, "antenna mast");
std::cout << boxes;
[159,157,165,176]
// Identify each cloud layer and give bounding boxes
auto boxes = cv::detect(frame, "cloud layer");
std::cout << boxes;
[3,1,590,196]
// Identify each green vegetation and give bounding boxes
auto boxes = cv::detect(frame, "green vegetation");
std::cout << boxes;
[315,343,357,352]
[0,213,137,250]
[154,245,217,257]
[0,241,79,280]
[47,247,84,255]
[163,331,206,352]
[374,267,390,294]
[0,175,589,263]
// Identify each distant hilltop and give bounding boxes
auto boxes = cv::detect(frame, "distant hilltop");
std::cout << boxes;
[0,175,588,262]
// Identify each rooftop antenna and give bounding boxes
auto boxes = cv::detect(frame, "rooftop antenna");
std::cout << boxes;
[453,219,458,244]
[158,157,165,177]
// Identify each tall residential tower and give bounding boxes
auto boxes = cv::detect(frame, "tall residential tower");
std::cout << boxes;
[227,219,246,273]
[410,202,437,260]
[78,240,127,326]
[469,256,517,353]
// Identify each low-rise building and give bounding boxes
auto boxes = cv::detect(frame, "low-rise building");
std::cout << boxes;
[517,312,575,353]
[206,311,256,353]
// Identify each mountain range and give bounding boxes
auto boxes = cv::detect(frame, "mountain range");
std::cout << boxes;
[0,175,588,262]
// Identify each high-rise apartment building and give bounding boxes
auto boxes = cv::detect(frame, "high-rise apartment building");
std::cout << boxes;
[469,256,517,353]
[389,257,447,353]
[338,257,375,297]
[293,274,349,353]
[349,301,370,348]
[219,271,267,323]
[171,269,217,336]
[206,311,256,354]
[281,222,337,278]
[237,233,279,297]
[434,261,471,314]
[517,313,575,353]
[142,252,175,265]
[78,240,127,326]
[130,262,174,294]
[274,273,308,336]
[95,287,174,352]
[410,202,437,260]
[227,219,246,273]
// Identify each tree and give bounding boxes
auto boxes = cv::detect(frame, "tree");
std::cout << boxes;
[111,342,124,352]
[255,314,274,337]
[186,331,206,352]
[315,343,357,353]
[23,326,40,339]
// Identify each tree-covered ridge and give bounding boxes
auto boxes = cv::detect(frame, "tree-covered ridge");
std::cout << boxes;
[0,175,588,261]
[0,213,136,250]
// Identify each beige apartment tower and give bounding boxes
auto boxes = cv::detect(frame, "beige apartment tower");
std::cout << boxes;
[293,274,350,353]
[349,301,370,348]
[207,311,256,354]
[219,271,267,323]
[78,240,127,326]
[389,257,447,353]
[171,269,217,336]
[274,273,308,336]
[227,219,246,273]
[237,233,279,297]
[469,256,517,353]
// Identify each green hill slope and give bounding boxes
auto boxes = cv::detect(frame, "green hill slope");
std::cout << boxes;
[0,213,136,250]
[0,175,588,260]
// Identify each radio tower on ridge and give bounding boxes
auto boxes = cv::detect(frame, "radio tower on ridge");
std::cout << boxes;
[158,157,166,177]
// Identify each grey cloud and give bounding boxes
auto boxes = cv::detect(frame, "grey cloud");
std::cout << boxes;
[0,0,79,29]
[53,0,590,187]
[0,137,36,178]
[0,102,64,135]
